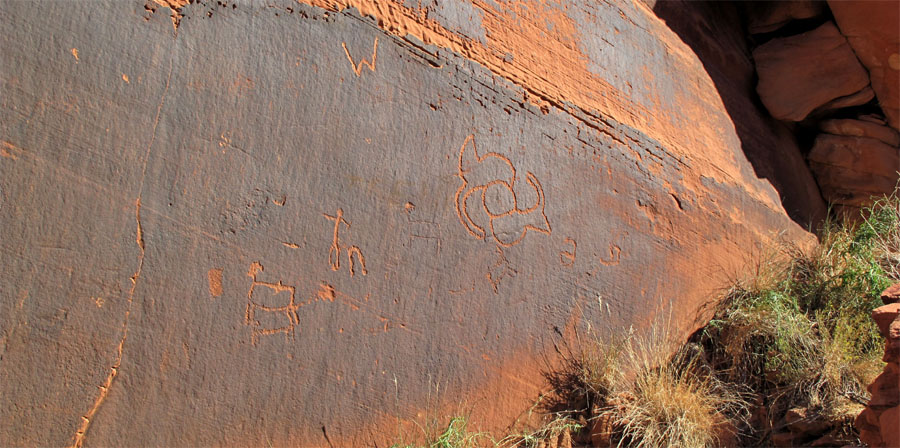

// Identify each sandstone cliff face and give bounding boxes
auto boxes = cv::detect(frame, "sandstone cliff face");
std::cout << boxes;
[1,0,812,446]
[651,0,827,225]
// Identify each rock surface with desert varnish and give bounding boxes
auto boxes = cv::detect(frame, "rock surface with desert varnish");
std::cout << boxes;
[0,0,814,446]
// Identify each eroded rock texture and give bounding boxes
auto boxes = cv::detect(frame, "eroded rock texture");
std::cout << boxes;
[809,134,900,208]
[856,284,900,447]
[1,0,811,446]
[746,0,825,35]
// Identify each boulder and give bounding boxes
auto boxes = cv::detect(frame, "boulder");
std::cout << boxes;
[0,0,814,446]
[872,303,900,338]
[753,21,871,122]
[828,0,900,131]
[883,283,900,304]
[820,118,900,147]
[784,407,832,436]
[746,1,826,35]
[807,134,900,207]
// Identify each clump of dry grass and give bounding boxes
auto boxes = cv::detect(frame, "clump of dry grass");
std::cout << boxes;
[581,330,749,448]
[497,414,582,448]
[614,349,746,447]
[861,193,900,281]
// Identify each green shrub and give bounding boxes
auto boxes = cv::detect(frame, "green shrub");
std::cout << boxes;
[696,191,900,443]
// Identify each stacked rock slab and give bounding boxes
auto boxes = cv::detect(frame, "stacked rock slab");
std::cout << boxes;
[0,0,813,446]
[746,0,825,35]
[809,120,900,214]
[750,5,900,216]
[753,21,871,123]
[856,284,900,447]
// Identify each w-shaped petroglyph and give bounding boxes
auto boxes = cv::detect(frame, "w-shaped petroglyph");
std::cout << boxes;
[246,262,300,343]
[454,135,551,247]
[342,38,378,77]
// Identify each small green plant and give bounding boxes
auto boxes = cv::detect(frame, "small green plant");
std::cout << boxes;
[391,416,490,448]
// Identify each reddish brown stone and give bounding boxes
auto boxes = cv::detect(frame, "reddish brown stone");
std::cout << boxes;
[747,1,825,35]
[828,0,900,131]
[753,21,871,122]
[854,287,900,446]
[809,433,844,447]
[589,413,615,447]
[813,86,877,117]
[872,303,900,337]
[857,407,885,447]
[879,406,900,448]
[867,364,899,408]
[821,118,900,147]
[771,430,806,447]
[808,134,900,207]
[882,283,900,305]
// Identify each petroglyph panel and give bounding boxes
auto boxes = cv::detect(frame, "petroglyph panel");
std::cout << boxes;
[0,0,812,446]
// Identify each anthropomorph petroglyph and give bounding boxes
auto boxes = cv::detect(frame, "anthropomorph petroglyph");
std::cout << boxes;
[323,208,368,277]
[454,135,551,247]
[245,262,300,344]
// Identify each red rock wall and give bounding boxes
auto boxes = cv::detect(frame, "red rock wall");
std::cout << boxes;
[0,0,813,445]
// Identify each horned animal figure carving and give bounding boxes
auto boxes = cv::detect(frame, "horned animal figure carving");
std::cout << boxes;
[454,135,551,247]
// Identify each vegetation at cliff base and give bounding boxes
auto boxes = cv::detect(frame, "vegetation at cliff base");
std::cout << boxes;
[695,194,899,444]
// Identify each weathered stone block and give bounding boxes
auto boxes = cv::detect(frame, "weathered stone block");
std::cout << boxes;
[754,21,870,122]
